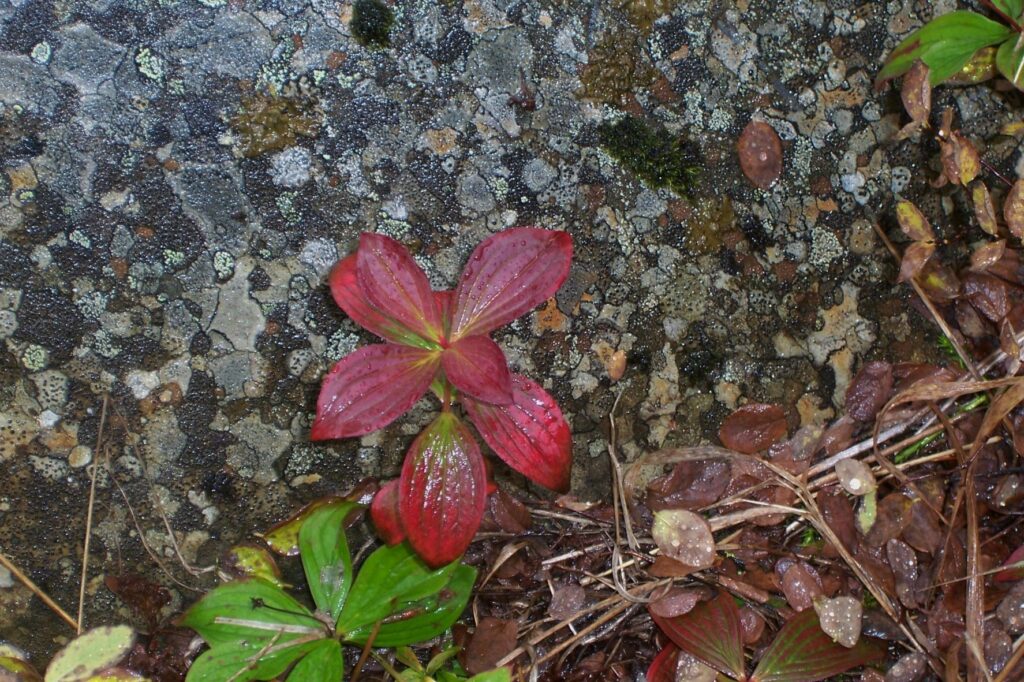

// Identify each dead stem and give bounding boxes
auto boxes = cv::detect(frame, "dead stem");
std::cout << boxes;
[77,393,108,634]
[0,550,77,630]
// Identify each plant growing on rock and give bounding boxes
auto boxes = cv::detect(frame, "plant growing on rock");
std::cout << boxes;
[312,228,574,566]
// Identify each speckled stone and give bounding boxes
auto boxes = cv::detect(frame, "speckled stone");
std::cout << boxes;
[0,0,990,657]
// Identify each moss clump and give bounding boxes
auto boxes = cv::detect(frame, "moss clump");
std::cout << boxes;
[230,91,320,158]
[614,0,678,32]
[598,116,701,196]
[579,33,657,108]
[351,0,394,49]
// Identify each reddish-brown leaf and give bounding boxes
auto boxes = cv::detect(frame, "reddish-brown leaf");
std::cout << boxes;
[973,182,1000,236]
[646,459,731,511]
[778,561,824,612]
[650,593,746,679]
[483,488,531,534]
[464,617,518,675]
[647,647,718,682]
[963,271,1010,321]
[105,574,171,631]
[900,61,931,128]
[863,493,913,547]
[1005,179,1024,240]
[652,509,716,569]
[898,240,936,283]
[970,239,1007,271]
[650,588,704,619]
[940,131,981,186]
[719,403,787,454]
[739,606,766,644]
[996,544,1024,582]
[547,583,587,621]
[916,261,961,303]
[818,489,859,553]
[844,361,893,422]
[738,120,783,190]
[369,479,405,545]
[886,539,919,608]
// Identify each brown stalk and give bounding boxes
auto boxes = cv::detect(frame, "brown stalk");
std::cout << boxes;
[0,550,77,630]
[77,393,108,634]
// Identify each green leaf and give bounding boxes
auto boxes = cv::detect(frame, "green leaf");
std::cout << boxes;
[219,543,285,587]
[425,646,461,675]
[179,580,324,649]
[185,639,321,682]
[997,35,1024,89]
[299,501,358,623]
[877,12,1013,86]
[992,0,1024,21]
[286,640,343,682]
[649,593,745,680]
[466,670,512,682]
[337,543,476,647]
[750,608,885,682]
[45,626,136,682]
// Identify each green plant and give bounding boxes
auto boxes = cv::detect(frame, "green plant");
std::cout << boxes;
[180,500,476,682]
[597,116,701,197]
[646,593,884,682]
[312,229,573,567]
[876,2,1024,89]
[374,645,510,682]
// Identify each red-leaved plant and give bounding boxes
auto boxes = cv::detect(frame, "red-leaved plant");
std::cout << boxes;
[312,228,574,566]
[647,593,884,682]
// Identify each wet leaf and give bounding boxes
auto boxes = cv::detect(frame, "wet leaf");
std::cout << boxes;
[463,374,572,493]
[750,607,884,682]
[450,227,573,339]
[648,555,700,578]
[650,593,745,679]
[812,596,863,648]
[400,413,487,567]
[997,581,1024,634]
[864,493,913,548]
[464,618,517,676]
[441,335,513,405]
[948,45,998,84]
[260,496,348,556]
[973,182,1000,236]
[898,241,936,283]
[311,344,439,440]
[876,12,1012,87]
[45,627,136,682]
[899,61,931,136]
[855,490,877,537]
[886,539,919,609]
[885,654,927,681]
[971,239,1006,271]
[647,647,717,682]
[818,489,859,553]
[738,120,783,190]
[547,583,587,621]
[1006,179,1024,240]
[963,271,1010,321]
[939,131,981,186]
[652,509,716,569]
[646,459,731,511]
[217,544,284,588]
[845,361,894,422]
[649,587,703,619]
[916,262,961,303]
[718,403,787,454]
[370,479,406,545]
[778,561,824,612]
[484,488,531,534]
[299,501,358,623]
[895,201,935,242]
[104,574,172,631]
[357,233,444,343]
[995,543,1024,582]
[739,606,766,644]
[996,33,1024,91]
[835,459,877,496]
[0,655,41,682]
[329,254,429,347]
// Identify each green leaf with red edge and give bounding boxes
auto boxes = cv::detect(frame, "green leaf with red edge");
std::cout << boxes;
[876,12,1012,88]
[996,543,1024,582]
[370,479,406,545]
[329,254,438,349]
[441,335,513,405]
[400,413,487,567]
[311,344,439,440]
[450,228,572,339]
[357,233,444,344]
[650,593,745,680]
[749,607,885,682]
[463,375,572,493]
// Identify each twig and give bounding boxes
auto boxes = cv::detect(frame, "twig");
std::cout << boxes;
[350,620,381,682]
[0,551,78,630]
[77,393,108,634]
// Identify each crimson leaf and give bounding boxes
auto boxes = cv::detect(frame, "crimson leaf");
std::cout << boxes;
[442,335,514,405]
[463,374,572,492]
[357,233,444,344]
[646,645,681,682]
[400,413,487,567]
[450,228,572,339]
[650,593,745,679]
[311,344,439,440]
[370,479,406,546]
[750,607,884,682]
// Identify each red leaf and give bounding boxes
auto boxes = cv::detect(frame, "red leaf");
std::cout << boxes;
[329,254,430,347]
[463,374,572,492]
[750,608,884,682]
[450,227,572,338]
[356,233,444,344]
[400,413,487,567]
[311,344,439,440]
[844,361,893,422]
[650,593,746,679]
[370,479,405,545]
[441,335,513,405]
[646,646,681,682]
[718,404,787,454]
[897,241,936,283]
[996,543,1024,582]
[738,120,783,190]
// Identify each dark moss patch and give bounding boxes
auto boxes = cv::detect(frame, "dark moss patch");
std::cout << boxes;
[350,0,394,49]
[230,91,321,158]
[598,115,701,197]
